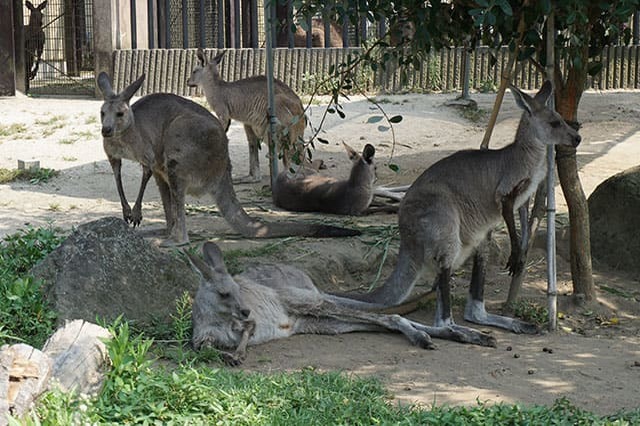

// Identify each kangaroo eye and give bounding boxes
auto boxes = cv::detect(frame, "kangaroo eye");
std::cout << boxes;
[116,111,124,117]
[219,291,230,299]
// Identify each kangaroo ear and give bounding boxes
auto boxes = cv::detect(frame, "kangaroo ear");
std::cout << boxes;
[534,80,553,105]
[197,48,207,66]
[202,242,228,273]
[342,142,359,161]
[38,0,47,9]
[120,74,145,102]
[97,72,115,98]
[363,144,375,164]
[184,249,214,281]
[26,1,35,11]
[509,84,534,116]
[213,51,225,65]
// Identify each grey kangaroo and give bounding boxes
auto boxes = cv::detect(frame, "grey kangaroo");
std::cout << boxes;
[97,72,359,246]
[187,49,308,183]
[341,81,582,346]
[273,142,376,215]
[25,1,47,81]
[189,242,482,365]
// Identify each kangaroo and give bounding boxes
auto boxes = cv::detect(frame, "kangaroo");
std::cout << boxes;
[188,242,488,365]
[272,142,376,215]
[277,18,344,47]
[97,72,359,246]
[25,1,47,81]
[339,81,582,346]
[187,49,309,183]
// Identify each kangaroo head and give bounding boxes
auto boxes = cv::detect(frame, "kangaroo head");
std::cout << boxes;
[510,81,581,148]
[26,1,47,27]
[187,49,224,88]
[344,142,377,185]
[97,72,145,138]
[187,242,251,325]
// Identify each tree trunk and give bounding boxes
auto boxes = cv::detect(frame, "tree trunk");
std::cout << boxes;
[554,67,595,302]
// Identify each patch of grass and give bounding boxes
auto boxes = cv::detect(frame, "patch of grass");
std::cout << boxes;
[0,226,64,347]
[58,138,76,145]
[72,129,95,139]
[460,105,488,123]
[47,203,61,212]
[0,123,28,137]
[222,238,297,275]
[35,115,67,126]
[0,167,59,184]
[62,156,77,162]
[513,299,549,327]
[85,115,98,125]
[24,323,640,424]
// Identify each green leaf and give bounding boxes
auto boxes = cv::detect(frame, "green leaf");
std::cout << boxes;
[378,125,390,132]
[366,115,383,123]
[476,0,489,7]
[388,115,403,123]
[388,163,399,172]
[496,0,513,16]
[587,61,603,76]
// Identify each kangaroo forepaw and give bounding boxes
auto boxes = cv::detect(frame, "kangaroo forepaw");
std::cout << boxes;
[220,351,244,367]
[413,331,437,350]
[506,250,524,276]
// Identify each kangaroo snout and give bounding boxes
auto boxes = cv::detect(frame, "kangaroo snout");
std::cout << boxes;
[572,133,582,147]
[101,126,114,137]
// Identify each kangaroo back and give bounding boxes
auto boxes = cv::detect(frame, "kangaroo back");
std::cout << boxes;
[273,143,376,215]
[25,1,47,80]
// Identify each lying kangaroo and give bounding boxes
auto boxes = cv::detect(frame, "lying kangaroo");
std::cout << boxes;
[188,242,485,364]
[97,72,359,246]
[25,1,47,82]
[341,81,582,346]
[187,49,308,183]
[272,143,376,215]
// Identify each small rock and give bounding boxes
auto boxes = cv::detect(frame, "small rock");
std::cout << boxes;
[506,346,512,351]
[514,353,520,359]
[528,369,535,375]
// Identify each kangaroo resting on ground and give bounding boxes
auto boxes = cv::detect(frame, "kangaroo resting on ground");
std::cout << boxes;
[273,142,376,215]
[187,49,310,183]
[97,72,359,246]
[340,81,582,346]
[25,1,47,81]
[188,242,481,365]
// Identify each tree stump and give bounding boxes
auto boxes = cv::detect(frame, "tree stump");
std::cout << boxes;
[0,320,111,424]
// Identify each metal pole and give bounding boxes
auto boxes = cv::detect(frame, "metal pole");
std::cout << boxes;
[545,8,557,332]
[264,0,278,189]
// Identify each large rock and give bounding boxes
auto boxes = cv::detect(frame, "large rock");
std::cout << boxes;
[588,165,640,278]
[31,217,200,325]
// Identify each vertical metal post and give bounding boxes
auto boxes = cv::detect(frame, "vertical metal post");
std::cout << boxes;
[148,0,155,48]
[130,0,137,48]
[234,0,241,47]
[199,0,206,47]
[462,43,471,99]
[165,0,171,47]
[182,0,188,48]
[634,11,639,45]
[264,0,278,189]
[545,8,557,332]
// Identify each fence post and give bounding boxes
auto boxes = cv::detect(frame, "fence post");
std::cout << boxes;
[93,0,116,98]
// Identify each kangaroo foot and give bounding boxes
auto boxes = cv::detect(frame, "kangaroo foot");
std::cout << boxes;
[464,299,539,335]
[220,351,245,367]
[407,320,496,347]
[232,174,262,184]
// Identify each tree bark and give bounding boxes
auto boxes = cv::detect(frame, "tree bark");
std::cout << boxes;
[554,64,595,302]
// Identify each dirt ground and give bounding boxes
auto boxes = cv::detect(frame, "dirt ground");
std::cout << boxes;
[1,89,639,415]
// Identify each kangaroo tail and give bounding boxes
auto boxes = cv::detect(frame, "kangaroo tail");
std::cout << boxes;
[215,168,360,238]
[330,245,421,306]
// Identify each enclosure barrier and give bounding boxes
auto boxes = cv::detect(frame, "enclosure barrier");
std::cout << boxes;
[111,45,640,97]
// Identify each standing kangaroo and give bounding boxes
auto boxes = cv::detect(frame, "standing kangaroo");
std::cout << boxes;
[188,242,485,364]
[187,49,308,183]
[273,142,376,215]
[97,72,359,246]
[341,82,581,346]
[25,1,47,81]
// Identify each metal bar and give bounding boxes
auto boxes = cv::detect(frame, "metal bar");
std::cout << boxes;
[130,0,137,48]
[148,0,155,48]
[264,0,278,188]
[250,0,258,47]
[199,0,205,47]
[545,8,557,332]
[306,15,312,48]
[217,0,225,48]
[182,0,188,48]
[165,0,171,47]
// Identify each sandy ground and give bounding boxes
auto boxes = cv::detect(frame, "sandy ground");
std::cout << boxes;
[0,89,639,414]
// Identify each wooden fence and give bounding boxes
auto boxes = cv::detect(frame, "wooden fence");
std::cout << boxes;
[112,45,640,96]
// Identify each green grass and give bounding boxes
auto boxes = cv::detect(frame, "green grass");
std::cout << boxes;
[222,238,297,274]
[22,321,640,425]
[0,226,64,347]
[0,167,59,184]
[512,299,550,327]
